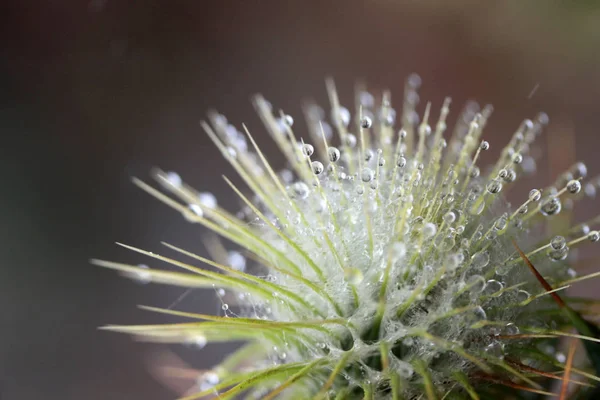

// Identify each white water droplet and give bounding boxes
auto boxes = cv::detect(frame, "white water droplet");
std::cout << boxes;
[528,189,542,202]
[301,143,314,157]
[540,197,561,216]
[361,168,374,182]
[471,251,490,269]
[566,179,582,194]
[328,147,341,162]
[311,161,324,175]
[344,267,363,284]
[467,275,486,295]
[360,116,372,129]
[166,171,182,188]
[284,114,294,126]
[228,251,246,271]
[198,192,217,209]
[134,264,151,284]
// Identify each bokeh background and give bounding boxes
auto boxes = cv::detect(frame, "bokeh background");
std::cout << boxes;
[3,1,600,399]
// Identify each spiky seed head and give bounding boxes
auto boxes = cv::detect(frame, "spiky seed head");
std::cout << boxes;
[97,76,600,399]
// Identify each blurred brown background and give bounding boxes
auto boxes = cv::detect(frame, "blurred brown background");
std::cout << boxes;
[2,1,600,399]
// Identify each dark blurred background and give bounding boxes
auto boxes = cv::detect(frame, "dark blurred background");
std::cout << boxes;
[2,1,600,399]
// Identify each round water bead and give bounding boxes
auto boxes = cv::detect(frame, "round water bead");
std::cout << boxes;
[280,169,294,183]
[471,251,490,269]
[337,107,351,126]
[472,306,487,321]
[486,179,503,194]
[228,251,247,271]
[512,153,523,164]
[188,204,203,218]
[585,183,597,197]
[328,147,341,162]
[225,146,238,159]
[503,323,519,335]
[529,189,542,202]
[345,133,357,147]
[437,235,456,251]
[361,116,373,129]
[188,335,207,350]
[198,371,220,391]
[422,222,437,239]
[320,122,333,140]
[344,267,364,284]
[361,168,374,182]
[548,245,569,261]
[360,91,375,108]
[516,290,531,302]
[495,262,512,276]
[284,114,294,126]
[467,275,486,295]
[276,118,288,133]
[448,253,465,271]
[292,182,310,199]
[505,169,517,182]
[311,161,324,175]
[419,124,432,136]
[551,236,567,250]
[470,166,480,178]
[485,230,497,241]
[567,179,582,194]
[480,141,490,151]
[443,211,456,224]
[589,231,600,242]
[302,143,314,157]
[166,171,182,188]
[484,279,504,296]
[580,224,591,235]
[199,192,218,209]
[134,264,152,284]
[397,156,407,168]
[494,215,508,231]
[540,197,561,216]
[485,341,505,358]
[573,162,588,178]
[383,113,395,127]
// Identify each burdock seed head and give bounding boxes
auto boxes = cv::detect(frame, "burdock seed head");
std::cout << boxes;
[95,75,600,399]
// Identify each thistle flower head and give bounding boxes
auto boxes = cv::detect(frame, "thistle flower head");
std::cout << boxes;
[97,76,600,399]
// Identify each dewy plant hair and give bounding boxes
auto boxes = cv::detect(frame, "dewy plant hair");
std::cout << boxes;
[95,75,600,399]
